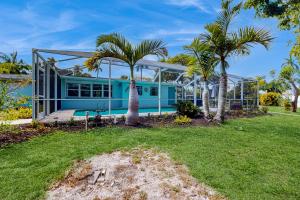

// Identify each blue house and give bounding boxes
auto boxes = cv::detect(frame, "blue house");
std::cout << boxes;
[60,75,176,110]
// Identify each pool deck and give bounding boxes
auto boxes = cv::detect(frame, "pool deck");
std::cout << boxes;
[39,109,177,123]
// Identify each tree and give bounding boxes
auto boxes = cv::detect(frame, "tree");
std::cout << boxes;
[85,33,167,125]
[160,54,194,82]
[184,38,218,118]
[244,0,300,62]
[280,57,300,112]
[200,0,273,122]
[0,51,31,74]
[72,65,91,77]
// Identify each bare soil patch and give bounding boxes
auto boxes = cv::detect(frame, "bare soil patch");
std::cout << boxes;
[47,149,225,200]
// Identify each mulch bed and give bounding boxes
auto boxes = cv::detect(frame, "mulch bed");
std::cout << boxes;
[0,111,267,147]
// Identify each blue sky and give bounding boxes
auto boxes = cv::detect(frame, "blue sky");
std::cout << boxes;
[0,0,295,79]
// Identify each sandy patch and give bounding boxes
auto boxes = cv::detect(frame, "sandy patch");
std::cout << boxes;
[47,149,225,200]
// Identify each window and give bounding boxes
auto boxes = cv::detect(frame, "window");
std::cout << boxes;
[150,87,158,96]
[103,84,112,98]
[67,83,79,97]
[137,86,143,95]
[80,84,91,97]
[93,84,102,97]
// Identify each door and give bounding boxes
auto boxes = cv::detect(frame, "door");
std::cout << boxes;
[168,87,175,105]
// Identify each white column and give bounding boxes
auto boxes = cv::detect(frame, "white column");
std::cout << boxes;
[54,70,58,112]
[36,56,40,118]
[193,74,197,106]
[158,67,161,115]
[233,83,236,100]
[46,64,50,115]
[108,59,112,116]
[32,51,36,120]
[43,62,46,118]
[241,80,244,105]
[257,81,259,107]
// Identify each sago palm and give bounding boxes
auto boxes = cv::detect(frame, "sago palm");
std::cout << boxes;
[184,38,218,118]
[200,0,273,122]
[85,33,167,125]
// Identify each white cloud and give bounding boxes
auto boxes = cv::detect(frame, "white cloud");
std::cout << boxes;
[0,3,80,54]
[144,28,202,39]
[165,0,210,13]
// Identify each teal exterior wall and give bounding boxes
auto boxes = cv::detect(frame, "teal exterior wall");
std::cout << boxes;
[60,76,176,110]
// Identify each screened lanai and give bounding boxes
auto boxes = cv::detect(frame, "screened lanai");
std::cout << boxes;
[32,49,259,121]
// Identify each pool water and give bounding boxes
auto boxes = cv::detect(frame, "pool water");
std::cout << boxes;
[73,107,176,116]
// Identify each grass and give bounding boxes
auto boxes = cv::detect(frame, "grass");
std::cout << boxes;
[268,106,300,115]
[0,113,299,200]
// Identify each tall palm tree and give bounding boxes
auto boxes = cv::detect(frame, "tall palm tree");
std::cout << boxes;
[199,0,273,122]
[184,38,218,118]
[85,33,167,125]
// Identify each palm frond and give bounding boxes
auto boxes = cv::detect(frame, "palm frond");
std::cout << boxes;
[228,27,273,56]
[184,38,218,80]
[133,40,167,63]
[96,33,133,58]
[216,0,242,34]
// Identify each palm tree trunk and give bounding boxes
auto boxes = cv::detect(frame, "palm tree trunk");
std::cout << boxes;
[291,82,299,112]
[214,60,227,122]
[126,69,139,125]
[203,80,210,118]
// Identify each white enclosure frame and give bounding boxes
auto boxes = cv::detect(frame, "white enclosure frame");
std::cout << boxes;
[32,48,259,120]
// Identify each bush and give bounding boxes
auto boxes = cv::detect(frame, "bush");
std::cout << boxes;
[259,92,281,106]
[175,101,200,118]
[282,99,291,111]
[174,115,192,125]
[1,107,32,120]
[260,106,269,113]
[31,120,42,129]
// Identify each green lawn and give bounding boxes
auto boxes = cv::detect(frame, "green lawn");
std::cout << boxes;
[268,106,300,116]
[0,114,299,200]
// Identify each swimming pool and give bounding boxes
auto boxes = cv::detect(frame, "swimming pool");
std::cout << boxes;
[73,107,177,117]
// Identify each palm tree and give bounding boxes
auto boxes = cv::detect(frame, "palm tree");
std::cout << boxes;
[199,0,273,122]
[280,56,300,112]
[85,33,167,125]
[282,55,299,70]
[184,38,218,118]
[0,51,31,74]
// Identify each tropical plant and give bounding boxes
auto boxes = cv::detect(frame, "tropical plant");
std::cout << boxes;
[85,33,167,125]
[184,38,218,118]
[0,51,31,74]
[282,99,292,111]
[199,0,273,122]
[259,92,282,106]
[174,115,192,125]
[175,101,200,118]
[280,60,300,112]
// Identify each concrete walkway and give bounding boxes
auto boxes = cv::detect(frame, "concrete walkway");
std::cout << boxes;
[0,118,32,125]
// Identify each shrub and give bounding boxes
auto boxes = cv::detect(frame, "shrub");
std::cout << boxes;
[260,106,269,113]
[282,99,291,111]
[1,107,32,120]
[259,92,281,106]
[69,117,76,126]
[174,115,192,125]
[175,101,200,118]
[31,120,41,129]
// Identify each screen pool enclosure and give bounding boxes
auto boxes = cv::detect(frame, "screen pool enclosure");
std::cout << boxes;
[31,49,259,120]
